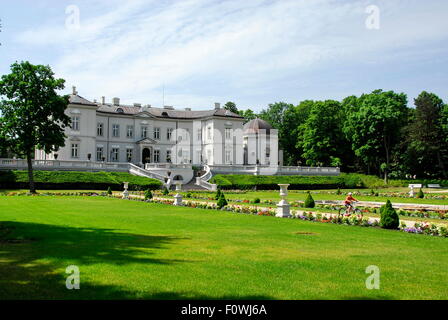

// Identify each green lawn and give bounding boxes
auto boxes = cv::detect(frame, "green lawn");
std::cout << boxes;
[0,196,447,300]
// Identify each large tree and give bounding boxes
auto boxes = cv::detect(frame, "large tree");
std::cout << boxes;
[0,61,70,193]
[298,100,347,167]
[238,108,257,123]
[405,91,447,178]
[343,90,408,182]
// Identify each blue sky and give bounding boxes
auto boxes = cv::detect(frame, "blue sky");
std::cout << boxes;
[0,0,447,111]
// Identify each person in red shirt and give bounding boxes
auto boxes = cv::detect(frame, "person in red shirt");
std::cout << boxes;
[344,192,358,214]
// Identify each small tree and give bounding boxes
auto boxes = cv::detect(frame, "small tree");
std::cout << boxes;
[217,193,228,209]
[417,188,424,199]
[336,187,342,195]
[162,186,170,196]
[144,189,153,200]
[215,188,222,200]
[304,191,315,208]
[107,187,112,196]
[253,198,261,204]
[0,61,70,193]
[380,200,400,229]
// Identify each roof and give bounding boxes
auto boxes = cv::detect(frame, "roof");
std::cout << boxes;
[68,94,97,106]
[96,104,244,120]
[243,118,274,134]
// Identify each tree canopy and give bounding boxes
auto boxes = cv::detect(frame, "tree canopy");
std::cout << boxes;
[0,61,70,192]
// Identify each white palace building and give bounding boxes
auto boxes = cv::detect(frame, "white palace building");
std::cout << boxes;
[0,87,340,189]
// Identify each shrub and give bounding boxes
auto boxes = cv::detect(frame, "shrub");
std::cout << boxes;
[144,189,153,200]
[336,187,341,195]
[417,188,424,199]
[304,192,315,208]
[217,193,228,209]
[162,187,170,196]
[186,192,192,198]
[107,187,112,195]
[215,188,222,200]
[380,200,400,229]
[253,198,261,204]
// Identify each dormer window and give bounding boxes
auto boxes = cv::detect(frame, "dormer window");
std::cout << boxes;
[117,108,124,114]
[161,111,168,117]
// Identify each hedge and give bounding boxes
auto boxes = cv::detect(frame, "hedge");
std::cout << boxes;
[209,173,448,190]
[0,170,162,191]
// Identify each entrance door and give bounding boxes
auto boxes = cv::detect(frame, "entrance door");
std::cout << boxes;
[142,148,152,164]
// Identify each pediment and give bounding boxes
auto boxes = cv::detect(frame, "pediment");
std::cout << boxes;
[137,138,157,144]
[136,111,154,118]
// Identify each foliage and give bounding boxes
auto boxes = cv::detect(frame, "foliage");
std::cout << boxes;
[253,197,261,204]
[0,61,71,193]
[238,109,258,124]
[217,193,228,209]
[304,192,315,208]
[0,170,162,191]
[107,187,112,195]
[379,200,400,229]
[223,101,238,114]
[215,188,222,200]
[417,188,424,199]
[144,189,153,200]
[162,187,170,196]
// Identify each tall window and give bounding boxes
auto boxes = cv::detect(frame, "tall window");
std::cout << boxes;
[112,124,120,137]
[185,128,190,140]
[225,150,231,164]
[141,126,148,138]
[225,128,232,140]
[154,150,160,163]
[71,143,79,158]
[96,147,103,161]
[71,116,80,131]
[111,148,119,162]
[154,127,160,140]
[126,148,133,162]
[167,128,173,140]
[126,125,134,138]
[97,123,103,136]
[197,128,201,141]
[166,150,171,163]
[207,127,212,140]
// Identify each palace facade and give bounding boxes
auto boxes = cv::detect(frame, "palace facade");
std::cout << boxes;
[35,87,280,166]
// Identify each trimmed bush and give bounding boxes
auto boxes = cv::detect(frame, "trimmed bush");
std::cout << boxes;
[304,192,315,208]
[107,187,112,195]
[162,187,170,196]
[380,200,400,229]
[145,189,153,200]
[215,188,222,200]
[253,198,261,204]
[217,193,228,209]
[417,188,424,199]
[0,170,162,191]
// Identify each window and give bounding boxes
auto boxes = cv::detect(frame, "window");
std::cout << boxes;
[167,128,173,141]
[166,150,171,163]
[207,127,212,140]
[71,116,80,131]
[141,126,148,138]
[154,150,160,163]
[225,150,231,164]
[197,129,201,141]
[96,147,103,161]
[71,143,79,158]
[185,128,190,140]
[225,128,232,140]
[266,147,270,158]
[111,148,119,162]
[112,124,120,137]
[126,125,134,138]
[97,123,103,136]
[126,148,133,162]
[154,127,160,140]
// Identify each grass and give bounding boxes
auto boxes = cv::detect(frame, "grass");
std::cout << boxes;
[0,196,447,300]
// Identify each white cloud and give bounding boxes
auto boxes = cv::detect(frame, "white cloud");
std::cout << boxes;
[13,0,448,109]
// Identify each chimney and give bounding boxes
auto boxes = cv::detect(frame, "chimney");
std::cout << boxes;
[133,103,142,107]
[72,86,77,95]
[184,107,191,111]
[101,96,105,105]
[214,102,220,110]
[112,97,120,106]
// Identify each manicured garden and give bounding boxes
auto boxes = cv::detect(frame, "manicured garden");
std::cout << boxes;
[1,195,447,299]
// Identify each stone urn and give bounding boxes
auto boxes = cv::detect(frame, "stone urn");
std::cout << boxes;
[276,184,291,218]
[173,182,183,206]
[122,182,129,199]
